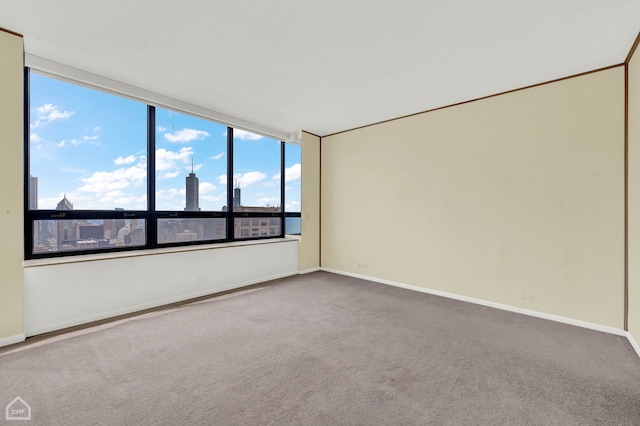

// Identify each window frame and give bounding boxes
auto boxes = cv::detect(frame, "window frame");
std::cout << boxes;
[24,69,295,259]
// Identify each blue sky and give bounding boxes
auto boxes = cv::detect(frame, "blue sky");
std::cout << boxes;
[29,73,301,212]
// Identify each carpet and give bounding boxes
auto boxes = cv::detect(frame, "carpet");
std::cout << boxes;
[1,271,639,425]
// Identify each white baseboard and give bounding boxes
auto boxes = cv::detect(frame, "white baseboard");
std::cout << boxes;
[627,332,640,359]
[0,333,25,348]
[321,268,627,337]
[299,267,321,274]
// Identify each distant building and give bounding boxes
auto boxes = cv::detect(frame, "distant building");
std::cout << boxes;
[78,223,104,240]
[185,164,200,211]
[223,186,281,238]
[56,194,73,211]
[29,175,38,209]
[55,194,74,251]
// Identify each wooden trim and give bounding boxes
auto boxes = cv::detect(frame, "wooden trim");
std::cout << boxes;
[622,31,637,331]
[323,64,625,138]
[624,63,629,331]
[302,130,322,139]
[319,136,322,268]
[625,32,640,65]
[0,27,23,38]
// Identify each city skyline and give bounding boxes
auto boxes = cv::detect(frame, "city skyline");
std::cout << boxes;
[28,72,301,213]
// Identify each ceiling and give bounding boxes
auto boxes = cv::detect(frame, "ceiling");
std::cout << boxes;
[0,1,639,139]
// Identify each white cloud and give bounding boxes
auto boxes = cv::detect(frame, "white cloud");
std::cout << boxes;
[55,133,100,148]
[285,163,301,182]
[32,103,74,128]
[164,128,211,143]
[233,129,263,140]
[199,182,216,194]
[273,163,301,183]
[212,152,224,160]
[46,162,149,209]
[77,165,146,194]
[39,190,147,210]
[162,170,180,179]
[30,133,42,143]
[201,195,222,203]
[157,126,167,132]
[235,171,266,187]
[156,147,194,179]
[112,194,146,207]
[219,171,267,188]
[285,200,300,211]
[114,155,137,165]
[256,196,279,206]
[156,187,181,200]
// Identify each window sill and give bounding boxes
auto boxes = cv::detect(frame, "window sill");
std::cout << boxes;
[23,238,297,268]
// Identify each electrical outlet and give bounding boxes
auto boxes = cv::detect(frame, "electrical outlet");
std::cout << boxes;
[357,263,369,269]
[521,293,534,302]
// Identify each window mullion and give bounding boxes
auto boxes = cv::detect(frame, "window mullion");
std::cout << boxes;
[23,68,32,259]
[148,105,156,249]
[280,141,285,238]
[226,127,234,241]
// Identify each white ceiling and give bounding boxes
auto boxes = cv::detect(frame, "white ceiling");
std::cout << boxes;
[0,1,639,138]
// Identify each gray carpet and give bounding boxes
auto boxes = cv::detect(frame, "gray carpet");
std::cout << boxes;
[1,271,639,425]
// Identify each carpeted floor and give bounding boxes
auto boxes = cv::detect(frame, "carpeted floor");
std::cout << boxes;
[1,271,639,425]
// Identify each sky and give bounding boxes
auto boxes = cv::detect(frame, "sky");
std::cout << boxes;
[28,72,301,212]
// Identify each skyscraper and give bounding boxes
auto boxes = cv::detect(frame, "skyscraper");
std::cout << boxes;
[29,175,38,210]
[55,194,74,251]
[185,165,200,211]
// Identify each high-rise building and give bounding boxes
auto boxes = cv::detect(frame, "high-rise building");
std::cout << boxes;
[29,175,38,210]
[55,194,74,251]
[223,187,281,238]
[233,186,241,208]
[56,194,73,211]
[185,166,200,211]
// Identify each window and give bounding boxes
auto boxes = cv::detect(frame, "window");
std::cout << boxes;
[284,143,301,235]
[155,109,227,212]
[154,108,228,244]
[28,73,147,211]
[25,71,300,258]
[232,130,283,239]
[27,73,148,255]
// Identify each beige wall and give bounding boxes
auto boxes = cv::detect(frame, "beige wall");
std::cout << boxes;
[0,30,24,344]
[322,67,625,328]
[628,43,640,338]
[298,131,321,271]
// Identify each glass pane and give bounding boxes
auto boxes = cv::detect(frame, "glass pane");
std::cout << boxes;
[155,109,227,211]
[234,218,281,239]
[232,130,281,212]
[157,218,226,243]
[285,216,301,235]
[284,143,301,213]
[29,73,147,210]
[33,219,146,254]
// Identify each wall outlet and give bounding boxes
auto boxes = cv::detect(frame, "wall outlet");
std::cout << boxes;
[521,293,534,302]
[357,263,369,269]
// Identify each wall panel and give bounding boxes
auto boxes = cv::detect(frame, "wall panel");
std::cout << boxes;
[0,29,24,346]
[24,240,298,336]
[322,67,625,328]
[627,38,640,340]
